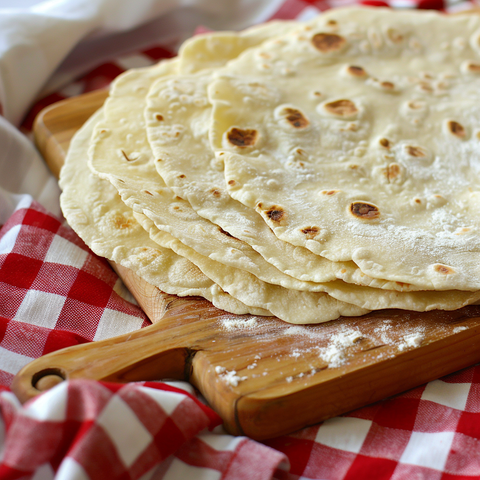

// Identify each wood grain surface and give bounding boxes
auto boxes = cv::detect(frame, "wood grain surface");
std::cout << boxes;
[12,87,480,440]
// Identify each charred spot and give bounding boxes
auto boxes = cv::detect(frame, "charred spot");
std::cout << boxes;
[155,114,164,121]
[347,65,367,77]
[311,33,346,53]
[349,202,380,220]
[283,108,310,129]
[228,180,236,186]
[379,138,391,149]
[448,121,466,138]
[218,227,234,238]
[178,174,186,179]
[406,146,427,158]
[414,198,422,204]
[211,189,221,197]
[118,179,125,184]
[156,158,163,162]
[325,99,358,117]
[226,128,258,147]
[467,63,480,72]
[340,269,347,274]
[434,264,455,275]
[266,205,287,223]
[301,226,320,239]
[173,206,180,210]
[144,190,154,196]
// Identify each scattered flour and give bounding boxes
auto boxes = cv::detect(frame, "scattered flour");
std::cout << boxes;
[215,367,248,387]
[398,332,425,351]
[453,326,468,333]
[318,328,364,368]
[222,316,259,330]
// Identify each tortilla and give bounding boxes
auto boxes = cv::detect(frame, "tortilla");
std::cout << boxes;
[60,108,270,316]
[209,7,480,291]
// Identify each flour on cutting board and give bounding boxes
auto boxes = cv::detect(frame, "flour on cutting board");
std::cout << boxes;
[220,316,259,331]
[214,315,470,385]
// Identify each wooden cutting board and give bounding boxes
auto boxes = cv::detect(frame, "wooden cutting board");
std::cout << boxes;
[12,89,480,441]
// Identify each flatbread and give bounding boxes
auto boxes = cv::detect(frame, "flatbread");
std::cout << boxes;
[60,108,270,316]
[209,7,480,291]
[143,72,480,313]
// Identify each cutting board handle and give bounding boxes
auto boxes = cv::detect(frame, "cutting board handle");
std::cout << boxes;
[11,316,191,404]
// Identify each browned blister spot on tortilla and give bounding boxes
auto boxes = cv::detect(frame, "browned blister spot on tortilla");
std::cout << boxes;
[347,65,367,77]
[467,62,480,73]
[301,226,320,239]
[113,214,135,230]
[156,114,164,121]
[283,108,310,129]
[265,205,287,224]
[408,100,425,110]
[434,264,455,275]
[210,189,221,197]
[414,198,422,204]
[340,268,347,274]
[144,190,154,196]
[448,121,466,138]
[379,138,391,149]
[381,81,395,90]
[321,190,340,195]
[384,163,401,182]
[325,99,358,117]
[386,28,403,44]
[455,227,471,235]
[227,128,258,147]
[228,180,236,186]
[419,82,433,93]
[178,174,186,179]
[406,146,427,158]
[349,202,380,220]
[311,33,346,53]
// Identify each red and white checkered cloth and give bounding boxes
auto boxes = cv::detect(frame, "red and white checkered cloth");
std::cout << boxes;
[3,0,480,479]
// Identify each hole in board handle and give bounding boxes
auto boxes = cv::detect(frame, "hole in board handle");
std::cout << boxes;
[32,368,66,392]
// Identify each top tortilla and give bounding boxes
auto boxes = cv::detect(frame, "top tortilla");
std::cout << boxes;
[208,7,480,291]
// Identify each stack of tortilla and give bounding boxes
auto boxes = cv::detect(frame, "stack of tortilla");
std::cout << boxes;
[60,7,480,324]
